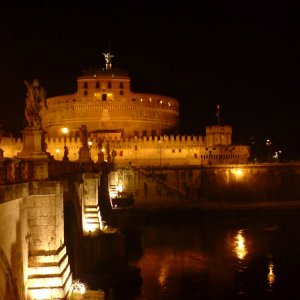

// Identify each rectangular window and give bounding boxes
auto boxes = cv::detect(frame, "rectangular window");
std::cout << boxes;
[120,91,124,95]
[151,130,156,136]
[96,82,100,89]
[84,82,88,89]
[120,82,124,89]
[142,130,147,136]
[108,81,112,88]
[102,94,107,101]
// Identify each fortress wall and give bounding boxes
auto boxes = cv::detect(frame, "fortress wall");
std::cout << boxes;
[0,137,23,158]
[1,135,249,165]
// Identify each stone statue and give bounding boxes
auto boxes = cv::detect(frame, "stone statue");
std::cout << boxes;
[102,52,114,70]
[79,125,88,148]
[24,79,47,129]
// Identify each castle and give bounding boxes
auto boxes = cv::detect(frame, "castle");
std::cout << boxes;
[0,53,250,166]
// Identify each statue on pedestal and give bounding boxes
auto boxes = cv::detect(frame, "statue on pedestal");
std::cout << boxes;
[79,125,88,148]
[78,125,92,162]
[17,79,50,161]
[24,79,47,129]
[97,137,105,163]
[102,52,114,70]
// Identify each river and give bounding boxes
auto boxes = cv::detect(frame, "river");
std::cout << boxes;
[83,209,300,300]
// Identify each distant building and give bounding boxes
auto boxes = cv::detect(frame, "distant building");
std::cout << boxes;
[1,54,250,165]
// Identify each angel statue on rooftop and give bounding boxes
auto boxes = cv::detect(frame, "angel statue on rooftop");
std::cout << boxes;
[102,52,114,70]
[24,79,48,129]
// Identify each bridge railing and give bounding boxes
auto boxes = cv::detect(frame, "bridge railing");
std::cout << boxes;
[0,158,104,185]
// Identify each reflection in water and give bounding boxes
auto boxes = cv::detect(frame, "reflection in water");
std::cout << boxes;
[158,261,169,288]
[78,212,300,299]
[268,261,275,288]
[234,230,247,260]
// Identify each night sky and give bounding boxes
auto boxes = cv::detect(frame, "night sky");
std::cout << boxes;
[0,1,299,158]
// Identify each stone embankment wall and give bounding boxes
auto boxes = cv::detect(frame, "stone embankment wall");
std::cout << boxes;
[0,181,72,299]
[110,164,300,207]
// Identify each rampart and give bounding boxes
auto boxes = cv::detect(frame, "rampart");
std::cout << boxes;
[0,134,249,166]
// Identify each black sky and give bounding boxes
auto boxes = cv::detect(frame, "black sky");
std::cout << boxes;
[0,1,299,154]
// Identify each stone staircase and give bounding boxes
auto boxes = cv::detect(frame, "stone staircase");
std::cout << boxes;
[131,167,187,205]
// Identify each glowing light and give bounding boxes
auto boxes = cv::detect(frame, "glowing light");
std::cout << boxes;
[140,98,143,102]
[70,280,86,295]
[116,182,123,193]
[266,139,271,146]
[55,149,60,153]
[268,262,275,287]
[29,289,52,299]
[101,148,105,153]
[231,168,245,179]
[83,221,98,234]
[158,263,169,288]
[168,102,171,107]
[160,100,163,104]
[61,127,69,134]
[88,141,93,147]
[234,230,247,260]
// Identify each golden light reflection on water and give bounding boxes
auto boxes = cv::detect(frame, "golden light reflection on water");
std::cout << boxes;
[234,230,247,260]
[158,263,169,288]
[268,261,275,287]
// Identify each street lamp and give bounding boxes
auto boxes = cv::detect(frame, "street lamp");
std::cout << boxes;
[61,127,69,161]
[61,127,69,146]
[88,141,92,158]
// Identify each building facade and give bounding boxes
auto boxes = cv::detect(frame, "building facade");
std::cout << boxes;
[1,54,250,165]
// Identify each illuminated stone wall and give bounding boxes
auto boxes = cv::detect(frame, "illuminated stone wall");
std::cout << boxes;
[0,186,29,300]
[1,133,250,166]
[110,164,300,205]
[0,182,72,300]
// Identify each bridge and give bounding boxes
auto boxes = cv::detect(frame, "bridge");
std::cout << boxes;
[0,156,113,299]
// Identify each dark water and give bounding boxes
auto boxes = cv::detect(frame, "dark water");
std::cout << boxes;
[84,209,300,300]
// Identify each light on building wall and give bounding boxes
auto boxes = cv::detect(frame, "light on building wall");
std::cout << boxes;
[55,149,60,160]
[61,127,69,135]
[83,220,98,234]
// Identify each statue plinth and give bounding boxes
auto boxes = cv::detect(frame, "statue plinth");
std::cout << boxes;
[17,127,49,159]
[77,146,93,163]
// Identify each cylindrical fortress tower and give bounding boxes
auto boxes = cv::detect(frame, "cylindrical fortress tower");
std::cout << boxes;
[41,67,179,138]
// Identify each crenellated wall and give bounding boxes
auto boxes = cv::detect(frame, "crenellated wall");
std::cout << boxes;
[0,132,250,166]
